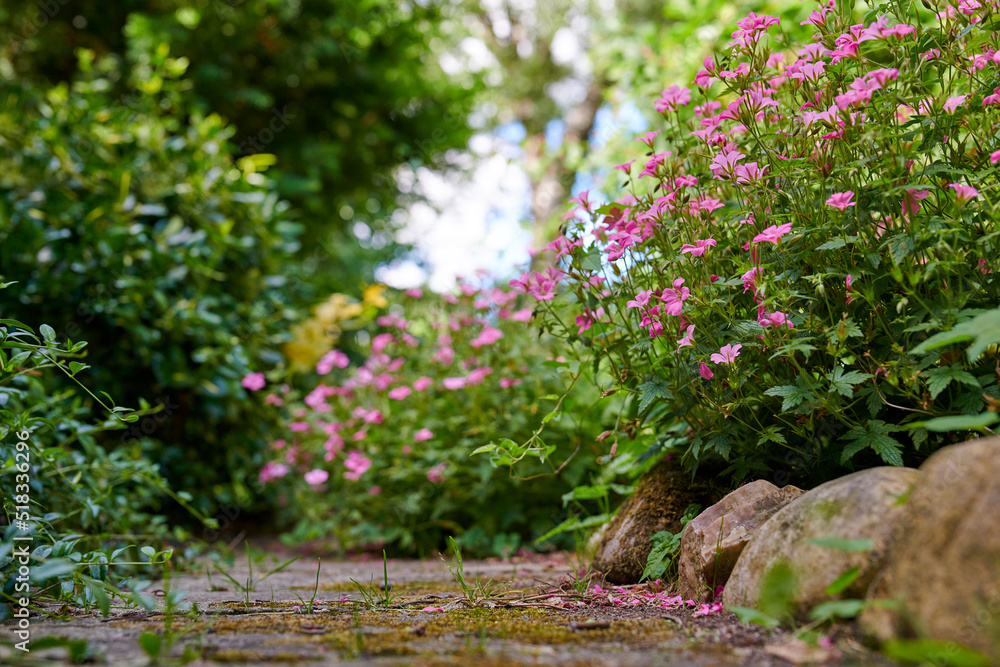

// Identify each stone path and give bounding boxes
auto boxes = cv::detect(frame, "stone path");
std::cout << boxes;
[3,550,895,665]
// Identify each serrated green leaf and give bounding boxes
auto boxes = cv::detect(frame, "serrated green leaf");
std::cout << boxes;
[839,420,903,466]
[637,378,672,415]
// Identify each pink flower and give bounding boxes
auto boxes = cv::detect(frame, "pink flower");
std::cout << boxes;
[660,278,690,316]
[699,363,715,380]
[695,602,724,616]
[413,376,433,392]
[369,486,381,496]
[241,372,266,391]
[420,606,445,612]
[949,182,979,203]
[710,344,743,365]
[343,450,372,481]
[304,469,329,486]
[752,223,793,245]
[826,191,856,210]
[470,326,503,348]
[353,430,368,441]
[901,189,932,218]
[626,290,654,309]
[371,333,394,354]
[442,377,466,390]
[846,274,855,305]
[510,308,534,322]
[991,150,1000,165]
[317,349,350,374]
[500,378,522,388]
[943,95,967,114]
[388,386,412,400]
[680,238,717,257]
[427,463,447,483]
[363,409,384,425]
[677,325,695,348]
[405,288,423,298]
[759,311,794,329]
[414,428,434,442]
[259,461,290,483]
[289,421,310,433]
[654,85,692,113]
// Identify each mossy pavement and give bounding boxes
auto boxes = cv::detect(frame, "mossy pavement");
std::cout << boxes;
[2,549,896,666]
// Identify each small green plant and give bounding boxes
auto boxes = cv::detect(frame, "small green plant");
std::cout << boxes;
[137,565,202,665]
[640,503,701,582]
[293,558,322,614]
[350,551,401,610]
[443,536,504,605]
[213,542,298,608]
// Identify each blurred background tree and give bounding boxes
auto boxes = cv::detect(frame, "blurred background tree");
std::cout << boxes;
[0,0,480,299]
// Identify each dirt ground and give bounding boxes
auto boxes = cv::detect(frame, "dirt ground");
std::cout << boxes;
[1,544,897,666]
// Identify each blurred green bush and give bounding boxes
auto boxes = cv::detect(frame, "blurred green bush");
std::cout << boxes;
[1,0,480,299]
[0,50,298,515]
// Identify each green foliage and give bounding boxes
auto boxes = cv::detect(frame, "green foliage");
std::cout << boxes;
[0,304,183,615]
[1,0,479,299]
[526,0,1000,488]
[255,285,613,556]
[882,639,991,667]
[0,53,298,513]
[640,503,700,582]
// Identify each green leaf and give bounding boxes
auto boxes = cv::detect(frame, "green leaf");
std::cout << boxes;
[68,361,89,375]
[826,366,871,398]
[824,566,862,595]
[30,559,78,581]
[727,606,781,628]
[808,598,866,621]
[758,561,797,622]
[756,426,787,446]
[765,377,814,412]
[923,365,981,400]
[637,378,673,415]
[140,546,156,558]
[839,420,904,466]
[39,323,56,342]
[913,309,1000,362]
[816,235,858,250]
[579,246,603,273]
[471,444,496,456]
[138,632,162,659]
[907,413,1000,432]
[808,537,874,552]
[882,639,990,666]
[534,514,609,545]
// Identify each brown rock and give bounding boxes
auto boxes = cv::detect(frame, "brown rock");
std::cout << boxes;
[592,460,716,584]
[860,436,1000,660]
[722,467,919,618]
[678,480,804,601]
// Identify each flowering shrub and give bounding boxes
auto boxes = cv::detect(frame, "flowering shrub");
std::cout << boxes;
[254,283,611,556]
[517,1,1000,486]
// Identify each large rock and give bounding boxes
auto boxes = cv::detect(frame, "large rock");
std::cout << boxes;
[723,467,919,617]
[860,437,1000,660]
[592,460,716,584]
[678,480,804,602]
